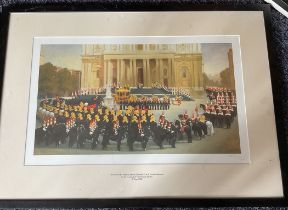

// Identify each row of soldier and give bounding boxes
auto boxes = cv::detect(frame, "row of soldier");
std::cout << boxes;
[73,87,106,96]
[206,86,236,104]
[37,103,179,150]
[203,87,238,128]
[37,102,216,151]
[119,94,172,110]
[170,87,193,99]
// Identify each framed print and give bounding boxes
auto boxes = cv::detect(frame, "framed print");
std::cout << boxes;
[25,35,250,165]
[0,2,287,208]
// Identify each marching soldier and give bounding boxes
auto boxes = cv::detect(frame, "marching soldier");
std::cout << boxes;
[159,112,165,124]
[225,110,232,128]
[204,107,211,121]
[217,108,224,128]
[210,107,217,127]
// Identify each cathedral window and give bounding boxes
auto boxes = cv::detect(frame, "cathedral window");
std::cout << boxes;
[111,45,118,51]
[162,44,168,50]
[149,44,156,50]
[124,44,130,51]
[136,44,143,51]
[182,68,187,78]
[164,68,168,76]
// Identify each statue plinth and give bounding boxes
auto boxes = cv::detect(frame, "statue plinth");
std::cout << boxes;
[103,85,115,109]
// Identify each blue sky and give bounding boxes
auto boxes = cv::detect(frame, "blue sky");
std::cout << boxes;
[41,44,82,70]
[41,43,232,75]
[202,43,232,76]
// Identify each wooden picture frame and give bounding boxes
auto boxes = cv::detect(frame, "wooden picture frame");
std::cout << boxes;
[0,2,287,208]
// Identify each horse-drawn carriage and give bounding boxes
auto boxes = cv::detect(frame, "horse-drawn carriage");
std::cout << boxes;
[113,88,130,103]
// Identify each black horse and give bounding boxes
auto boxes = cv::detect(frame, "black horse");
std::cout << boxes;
[43,124,66,147]
[90,126,101,150]
[113,123,128,151]
[77,125,87,149]
[34,127,47,146]
[174,120,183,140]
[68,126,78,148]
[165,124,178,148]
[127,122,148,151]
[53,123,67,147]
[102,122,113,150]
[192,120,203,140]
[150,122,177,149]
[109,124,123,151]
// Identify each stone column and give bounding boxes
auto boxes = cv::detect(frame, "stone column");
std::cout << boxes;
[190,61,195,87]
[199,59,203,89]
[129,59,133,86]
[104,60,108,86]
[88,63,92,88]
[107,60,112,85]
[133,59,137,86]
[193,61,199,88]
[117,59,120,85]
[143,59,147,86]
[120,59,126,85]
[168,58,172,87]
[84,63,87,88]
[197,60,201,88]
[156,59,160,82]
[159,59,163,85]
[146,59,151,86]
[172,58,177,87]
[81,62,85,88]
[200,62,204,88]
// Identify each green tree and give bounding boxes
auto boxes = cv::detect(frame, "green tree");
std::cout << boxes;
[38,63,80,98]
[58,68,72,96]
[203,72,220,87]
[38,63,59,98]
[220,68,230,88]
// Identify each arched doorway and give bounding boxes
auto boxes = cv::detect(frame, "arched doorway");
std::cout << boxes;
[181,67,189,87]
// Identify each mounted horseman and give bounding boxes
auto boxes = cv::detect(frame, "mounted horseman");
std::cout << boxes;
[35,119,49,146]
[102,113,113,150]
[66,112,77,148]
[180,111,192,143]
[164,122,177,148]
[127,116,138,151]
[76,113,86,149]
[127,115,148,151]
[117,114,129,151]
[91,114,101,150]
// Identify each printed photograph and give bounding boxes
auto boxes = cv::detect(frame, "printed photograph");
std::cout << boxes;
[34,42,240,155]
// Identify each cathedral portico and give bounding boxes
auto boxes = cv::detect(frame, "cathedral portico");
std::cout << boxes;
[81,44,204,91]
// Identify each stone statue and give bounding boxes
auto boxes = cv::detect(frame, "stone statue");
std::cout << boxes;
[103,84,115,109]
[105,84,112,98]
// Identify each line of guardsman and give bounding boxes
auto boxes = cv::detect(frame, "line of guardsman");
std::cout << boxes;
[36,100,178,151]
[203,87,237,128]
[119,94,172,110]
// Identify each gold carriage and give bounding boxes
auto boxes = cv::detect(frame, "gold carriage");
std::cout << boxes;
[113,88,130,103]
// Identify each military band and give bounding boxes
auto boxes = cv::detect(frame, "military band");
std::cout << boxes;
[35,86,237,151]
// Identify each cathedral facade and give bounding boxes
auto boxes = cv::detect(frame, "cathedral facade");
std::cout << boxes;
[81,44,204,90]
